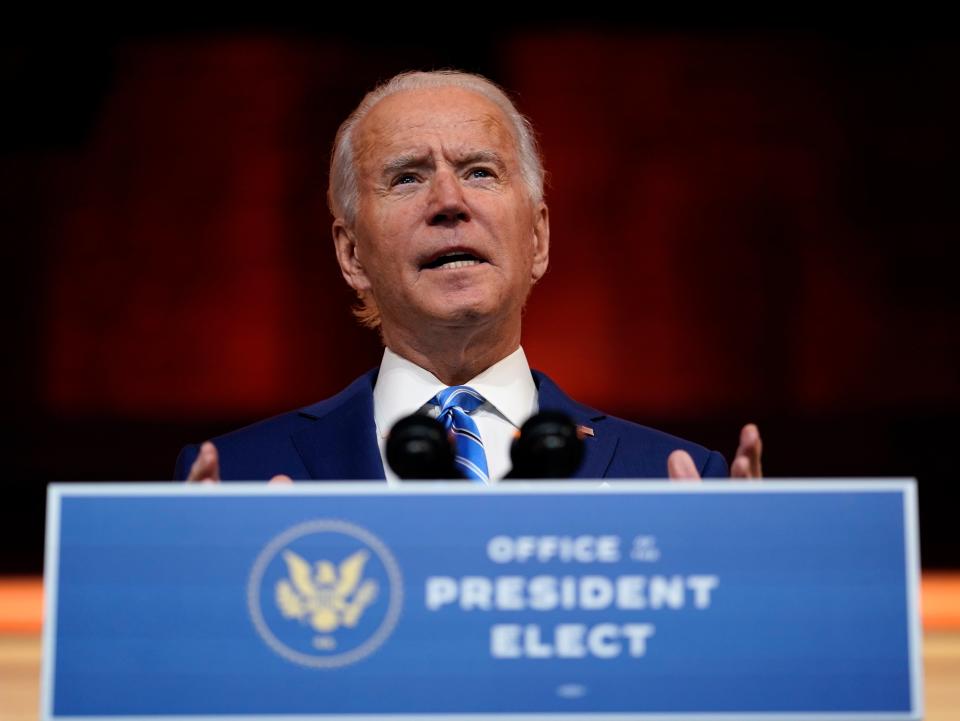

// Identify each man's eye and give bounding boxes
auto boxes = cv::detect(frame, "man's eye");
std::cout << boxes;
[393,174,418,186]
[468,167,494,179]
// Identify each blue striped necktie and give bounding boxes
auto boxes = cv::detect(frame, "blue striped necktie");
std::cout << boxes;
[432,386,490,484]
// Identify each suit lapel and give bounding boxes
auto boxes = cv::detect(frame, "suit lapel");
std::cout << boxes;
[290,370,386,481]
[533,371,618,479]
[287,368,616,481]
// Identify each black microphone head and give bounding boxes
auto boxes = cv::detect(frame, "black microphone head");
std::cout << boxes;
[386,414,462,480]
[509,411,584,479]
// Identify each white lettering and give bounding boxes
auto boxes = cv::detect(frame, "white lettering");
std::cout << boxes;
[687,575,720,608]
[596,535,621,562]
[491,623,657,659]
[524,624,553,658]
[554,624,587,657]
[460,576,492,610]
[484,535,623,564]
[490,624,521,657]
[494,576,525,610]
[515,536,537,562]
[536,535,558,562]
[425,576,457,610]
[426,574,720,613]
[649,575,685,609]
[615,575,646,609]
[560,576,577,609]
[579,576,614,609]
[587,623,621,658]
[621,623,655,656]
[528,575,558,610]
[487,536,513,563]
[572,536,593,562]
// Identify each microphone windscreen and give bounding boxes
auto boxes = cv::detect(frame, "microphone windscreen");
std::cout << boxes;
[507,411,584,479]
[386,414,462,480]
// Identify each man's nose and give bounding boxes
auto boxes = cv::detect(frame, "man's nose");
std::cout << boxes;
[427,170,470,227]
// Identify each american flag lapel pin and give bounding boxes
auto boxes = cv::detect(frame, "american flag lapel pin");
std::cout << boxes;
[576,424,595,439]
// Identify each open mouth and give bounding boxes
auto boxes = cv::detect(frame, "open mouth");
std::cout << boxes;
[421,252,488,270]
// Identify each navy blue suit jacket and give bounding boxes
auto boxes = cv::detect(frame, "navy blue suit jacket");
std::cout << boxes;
[174,369,728,481]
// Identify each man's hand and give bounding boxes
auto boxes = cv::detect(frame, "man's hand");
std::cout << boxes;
[729,423,763,479]
[667,423,763,481]
[186,441,220,483]
[186,441,292,484]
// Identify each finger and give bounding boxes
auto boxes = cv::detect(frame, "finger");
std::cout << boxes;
[733,423,763,479]
[667,450,701,482]
[269,474,293,484]
[186,442,218,483]
[187,441,221,483]
[186,453,207,482]
[731,454,751,479]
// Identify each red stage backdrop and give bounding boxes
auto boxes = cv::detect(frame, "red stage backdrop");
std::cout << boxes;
[37,34,958,425]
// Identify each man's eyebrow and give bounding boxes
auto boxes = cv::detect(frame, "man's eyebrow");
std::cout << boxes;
[381,153,432,178]
[456,150,506,169]
[381,150,507,174]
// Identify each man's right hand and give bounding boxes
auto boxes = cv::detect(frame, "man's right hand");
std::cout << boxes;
[186,441,292,484]
[667,423,763,481]
[186,441,221,483]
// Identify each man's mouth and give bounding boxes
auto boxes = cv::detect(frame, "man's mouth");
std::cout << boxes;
[421,251,488,270]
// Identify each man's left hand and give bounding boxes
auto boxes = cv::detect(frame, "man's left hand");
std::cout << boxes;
[667,423,763,481]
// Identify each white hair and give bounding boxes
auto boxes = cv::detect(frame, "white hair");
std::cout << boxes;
[327,69,545,226]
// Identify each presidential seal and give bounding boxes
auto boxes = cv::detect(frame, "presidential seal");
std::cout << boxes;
[247,519,403,669]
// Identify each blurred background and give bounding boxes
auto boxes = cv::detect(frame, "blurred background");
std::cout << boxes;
[2,24,957,572]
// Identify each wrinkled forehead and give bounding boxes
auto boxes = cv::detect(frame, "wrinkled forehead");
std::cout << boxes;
[352,86,520,172]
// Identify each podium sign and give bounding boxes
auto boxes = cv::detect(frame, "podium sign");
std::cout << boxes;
[42,481,922,720]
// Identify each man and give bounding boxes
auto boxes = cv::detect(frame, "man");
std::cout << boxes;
[177,70,762,483]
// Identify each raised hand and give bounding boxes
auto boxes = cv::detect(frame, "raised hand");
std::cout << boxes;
[667,424,762,481]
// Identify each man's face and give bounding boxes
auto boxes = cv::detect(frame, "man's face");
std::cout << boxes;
[334,86,549,340]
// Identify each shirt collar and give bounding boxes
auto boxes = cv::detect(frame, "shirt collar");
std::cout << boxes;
[372,346,537,438]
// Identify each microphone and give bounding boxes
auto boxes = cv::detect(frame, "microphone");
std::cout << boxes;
[505,411,584,479]
[386,414,463,480]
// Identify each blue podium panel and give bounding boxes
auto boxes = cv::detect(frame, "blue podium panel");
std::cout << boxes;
[42,481,922,720]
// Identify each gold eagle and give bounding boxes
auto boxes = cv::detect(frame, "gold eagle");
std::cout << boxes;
[275,549,379,633]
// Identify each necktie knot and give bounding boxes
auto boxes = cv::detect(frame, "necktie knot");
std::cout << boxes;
[431,385,489,483]
[434,385,486,415]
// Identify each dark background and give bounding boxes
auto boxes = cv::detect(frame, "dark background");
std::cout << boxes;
[3,25,957,572]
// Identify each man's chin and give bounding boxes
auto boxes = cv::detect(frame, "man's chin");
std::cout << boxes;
[430,304,497,327]
[409,299,507,330]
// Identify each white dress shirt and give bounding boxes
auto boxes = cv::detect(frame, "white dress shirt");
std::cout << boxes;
[373,346,539,483]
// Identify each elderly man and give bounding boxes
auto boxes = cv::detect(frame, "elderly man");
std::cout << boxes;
[177,70,762,483]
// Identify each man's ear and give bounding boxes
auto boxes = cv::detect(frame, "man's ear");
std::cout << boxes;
[530,202,550,283]
[332,219,371,293]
